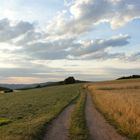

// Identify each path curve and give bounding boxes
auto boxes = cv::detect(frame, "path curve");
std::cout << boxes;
[43,104,74,140]
[85,91,128,140]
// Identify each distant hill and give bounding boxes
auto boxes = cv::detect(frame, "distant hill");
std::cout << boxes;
[0,84,36,90]
[20,77,87,90]
[0,77,88,90]
[0,83,57,90]
[33,77,87,89]
[0,86,13,93]
[117,75,140,80]
[0,87,9,91]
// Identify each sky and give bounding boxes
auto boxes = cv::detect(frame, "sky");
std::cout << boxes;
[0,0,140,84]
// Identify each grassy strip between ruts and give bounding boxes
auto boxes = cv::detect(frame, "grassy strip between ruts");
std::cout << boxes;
[69,89,89,140]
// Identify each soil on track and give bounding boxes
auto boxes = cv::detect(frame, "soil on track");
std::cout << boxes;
[85,91,128,140]
[43,104,74,140]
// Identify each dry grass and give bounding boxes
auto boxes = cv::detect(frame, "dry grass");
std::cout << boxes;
[87,79,140,140]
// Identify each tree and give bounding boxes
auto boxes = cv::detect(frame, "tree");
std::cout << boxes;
[64,77,76,84]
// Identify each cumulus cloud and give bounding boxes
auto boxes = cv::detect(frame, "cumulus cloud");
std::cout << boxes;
[12,34,130,60]
[71,34,130,57]
[71,0,140,29]
[0,18,34,42]
[47,0,140,36]
[0,18,134,61]
[14,30,43,46]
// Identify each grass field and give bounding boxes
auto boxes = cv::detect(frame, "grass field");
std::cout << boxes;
[87,79,140,140]
[69,90,89,140]
[0,84,80,140]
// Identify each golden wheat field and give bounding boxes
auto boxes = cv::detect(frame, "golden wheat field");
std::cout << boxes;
[87,79,140,140]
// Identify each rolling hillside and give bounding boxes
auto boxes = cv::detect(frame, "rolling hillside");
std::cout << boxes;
[0,84,81,140]
[0,86,12,93]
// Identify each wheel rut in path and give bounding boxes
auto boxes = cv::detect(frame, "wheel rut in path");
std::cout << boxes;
[43,104,74,140]
[85,91,128,140]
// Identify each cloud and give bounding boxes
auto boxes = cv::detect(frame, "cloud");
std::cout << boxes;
[71,0,140,29]
[12,34,130,60]
[0,60,68,81]
[14,30,43,46]
[47,0,140,36]
[0,18,132,61]
[104,67,140,77]
[0,18,34,42]
[70,34,130,57]
[128,52,140,61]
[0,9,134,61]
[64,0,74,6]
[46,11,92,36]
[73,51,126,60]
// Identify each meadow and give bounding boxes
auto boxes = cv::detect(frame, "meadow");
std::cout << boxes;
[0,84,80,140]
[87,79,140,140]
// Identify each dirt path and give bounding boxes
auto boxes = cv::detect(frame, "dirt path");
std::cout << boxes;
[85,91,128,140]
[43,104,74,140]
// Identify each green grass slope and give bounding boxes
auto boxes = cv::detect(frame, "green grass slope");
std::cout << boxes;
[0,84,81,140]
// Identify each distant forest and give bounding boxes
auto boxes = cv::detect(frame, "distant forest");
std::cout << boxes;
[117,75,140,80]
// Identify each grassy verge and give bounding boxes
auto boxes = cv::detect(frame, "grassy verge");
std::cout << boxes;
[69,90,89,140]
[0,84,81,140]
[87,79,140,140]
